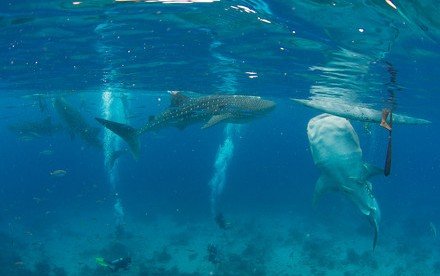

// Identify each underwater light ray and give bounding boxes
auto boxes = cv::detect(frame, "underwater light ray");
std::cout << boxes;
[96,20,127,227]
[101,90,126,225]
[209,124,240,215]
[208,39,241,216]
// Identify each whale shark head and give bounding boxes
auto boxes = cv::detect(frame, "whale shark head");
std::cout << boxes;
[231,95,276,115]
[307,113,382,249]
[307,113,362,167]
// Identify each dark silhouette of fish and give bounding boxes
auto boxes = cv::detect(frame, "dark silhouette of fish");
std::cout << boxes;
[8,116,62,137]
[54,97,103,149]
[96,92,275,158]
[54,97,124,168]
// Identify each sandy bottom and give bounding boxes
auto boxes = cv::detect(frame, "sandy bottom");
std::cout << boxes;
[1,208,440,275]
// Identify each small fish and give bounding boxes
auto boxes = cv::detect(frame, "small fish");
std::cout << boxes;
[39,149,54,155]
[33,197,42,204]
[50,170,67,177]
[18,135,35,142]
[32,242,43,248]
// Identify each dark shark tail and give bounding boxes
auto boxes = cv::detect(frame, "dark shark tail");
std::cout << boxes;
[95,118,140,159]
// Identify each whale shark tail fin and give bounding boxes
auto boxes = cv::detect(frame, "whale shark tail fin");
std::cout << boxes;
[367,200,381,251]
[96,118,140,159]
[369,213,379,251]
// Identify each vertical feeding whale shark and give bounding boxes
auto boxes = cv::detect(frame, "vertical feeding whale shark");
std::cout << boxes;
[54,97,103,148]
[95,92,276,158]
[307,114,383,249]
[54,97,124,168]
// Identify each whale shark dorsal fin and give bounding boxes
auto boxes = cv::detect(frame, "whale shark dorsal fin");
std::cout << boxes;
[313,175,337,206]
[170,92,190,107]
[362,163,383,180]
[202,114,234,129]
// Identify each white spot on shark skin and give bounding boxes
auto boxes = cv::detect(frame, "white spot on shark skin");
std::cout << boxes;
[307,114,382,248]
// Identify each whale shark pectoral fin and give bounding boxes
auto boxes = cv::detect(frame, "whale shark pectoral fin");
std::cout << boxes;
[362,163,383,180]
[290,98,308,106]
[202,114,234,129]
[313,175,335,206]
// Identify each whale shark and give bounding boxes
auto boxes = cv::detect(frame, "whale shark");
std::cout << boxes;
[8,116,63,138]
[96,92,276,158]
[54,97,124,168]
[307,113,383,249]
[54,97,103,149]
[292,98,430,125]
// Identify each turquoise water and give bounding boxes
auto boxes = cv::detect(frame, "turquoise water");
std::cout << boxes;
[0,0,439,275]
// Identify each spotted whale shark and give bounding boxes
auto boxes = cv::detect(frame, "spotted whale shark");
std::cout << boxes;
[96,92,275,158]
[292,98,430,125]
[307,114,383,250]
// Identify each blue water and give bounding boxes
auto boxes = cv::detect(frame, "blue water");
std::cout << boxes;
[1,0,439,275]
